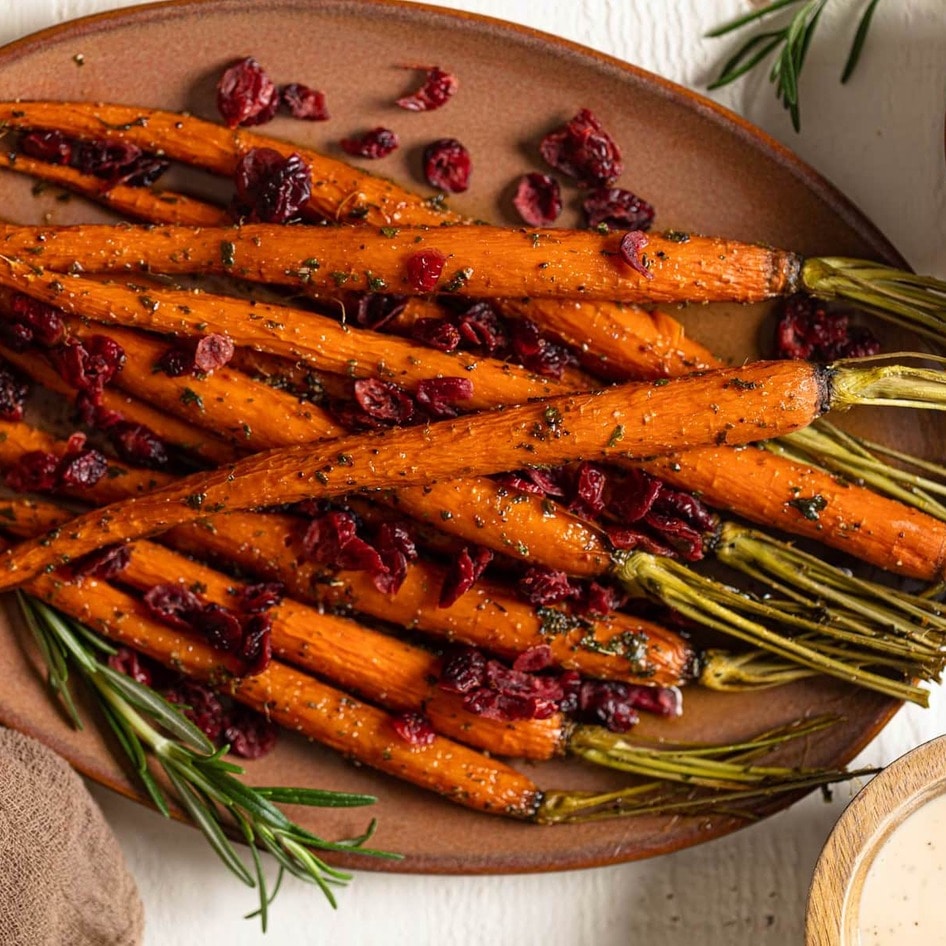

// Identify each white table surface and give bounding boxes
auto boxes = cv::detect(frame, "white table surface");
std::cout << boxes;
[3,1,944,943]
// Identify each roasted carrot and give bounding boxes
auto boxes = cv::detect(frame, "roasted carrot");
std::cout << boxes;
[0,222,798,305]
[0,418,693,685]
[0,262,571,410]
[0,359,834,591]
[0,151,230,226]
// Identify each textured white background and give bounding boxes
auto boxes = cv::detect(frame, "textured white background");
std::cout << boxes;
[2,1,945,944]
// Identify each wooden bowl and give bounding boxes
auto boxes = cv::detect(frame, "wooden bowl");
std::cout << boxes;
[806,734,946,944]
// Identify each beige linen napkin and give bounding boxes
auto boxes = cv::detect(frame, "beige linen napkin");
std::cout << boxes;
[0,726,144,946]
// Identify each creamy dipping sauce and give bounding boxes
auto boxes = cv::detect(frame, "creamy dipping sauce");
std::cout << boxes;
[856,790,946,945]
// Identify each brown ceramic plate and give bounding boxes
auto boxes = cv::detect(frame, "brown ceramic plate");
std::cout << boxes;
[0,0,920,874]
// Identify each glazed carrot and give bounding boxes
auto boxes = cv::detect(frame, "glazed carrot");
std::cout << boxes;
[25,568,541,817]
[0,496,563,761]
[0,222,798,305]
[0,359,831,591]
[0,151,230,226]
[0,101,450,227]
[0,262,570,410]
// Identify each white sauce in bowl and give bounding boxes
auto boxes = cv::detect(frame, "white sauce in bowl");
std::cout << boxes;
[856,790,946,945]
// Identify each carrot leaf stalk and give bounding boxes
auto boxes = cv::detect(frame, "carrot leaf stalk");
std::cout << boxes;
[803,258,946,343]
[537,716,879,823]
[771,421,946,521]
[17,593,396,928]
[610,552,940,704]
[698,648,817,691]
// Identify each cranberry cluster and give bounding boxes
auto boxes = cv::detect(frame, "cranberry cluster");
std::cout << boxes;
[438,644,681,733]
[775,294,880,361]
[143,580,283,676]
[512,109,654,231]
[108,647,278,759]
[328,375,474,431]
[4,432,108,493]
[20,130,169,188]
[217,57,329,128]
[0,364,29,421]
[409,300,576,380]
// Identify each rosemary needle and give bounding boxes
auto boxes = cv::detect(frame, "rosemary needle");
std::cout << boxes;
[708,0,884,131]
[17,592,398,929]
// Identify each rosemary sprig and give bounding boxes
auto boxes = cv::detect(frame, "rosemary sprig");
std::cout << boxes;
[708,0,883,131]
[17,592,398,928]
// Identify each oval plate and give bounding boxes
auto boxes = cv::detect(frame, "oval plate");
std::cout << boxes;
[0,0,914,873]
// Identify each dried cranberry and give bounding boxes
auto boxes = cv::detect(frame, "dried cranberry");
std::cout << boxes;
[423,138,471,192]
[8,293,66,347]
[570,463,608,516]
[497,467,566,497]
[302,509,386,574]
[340,128,399,159]
[610,469,662,523]
[4,451,58,492]
[624,684,683,718]
[105,419,169,469]
[58,446,108,490]
[233,148,312,223]
[775,294,880,361]
[410,318,461,352]
[438,646,487,695]
[454,303,507,354]
[405,250,446,292]
[395,66,458,112]
[415,377,473,418]
[518,567,577,605]
[143,583,203,630]
[69,544,131,581]
[576,680,639,732]
[508,318,573,379]
[619,231,653,279]
[71,139,168,187]
[654,488,717,534]
[540,109,623,187]
[164,682,226,743]
[512,173,562,226]
[583,187,655,231]
[391,711,437,747]
[193,334,235,373]
[439,546,492,607]
[512,645,554,673]
[236,581,285,614]
[107,646,153,687]
[193,603,244,653]
[281,82,329,121]
[154,346,193,378]
[50,335,125,403]
[643,511,704,561]
[353,378,415,424]
[217,57,279,128]
[354,294,408,330]
[373,521,417,595]
[239,613,273,676]
[0,366,28,421]
[222,705,278,759]
[577,581,626,618]
[20,130,72,164]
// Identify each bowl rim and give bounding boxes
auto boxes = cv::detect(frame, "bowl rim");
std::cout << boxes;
[806,732,946,945]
